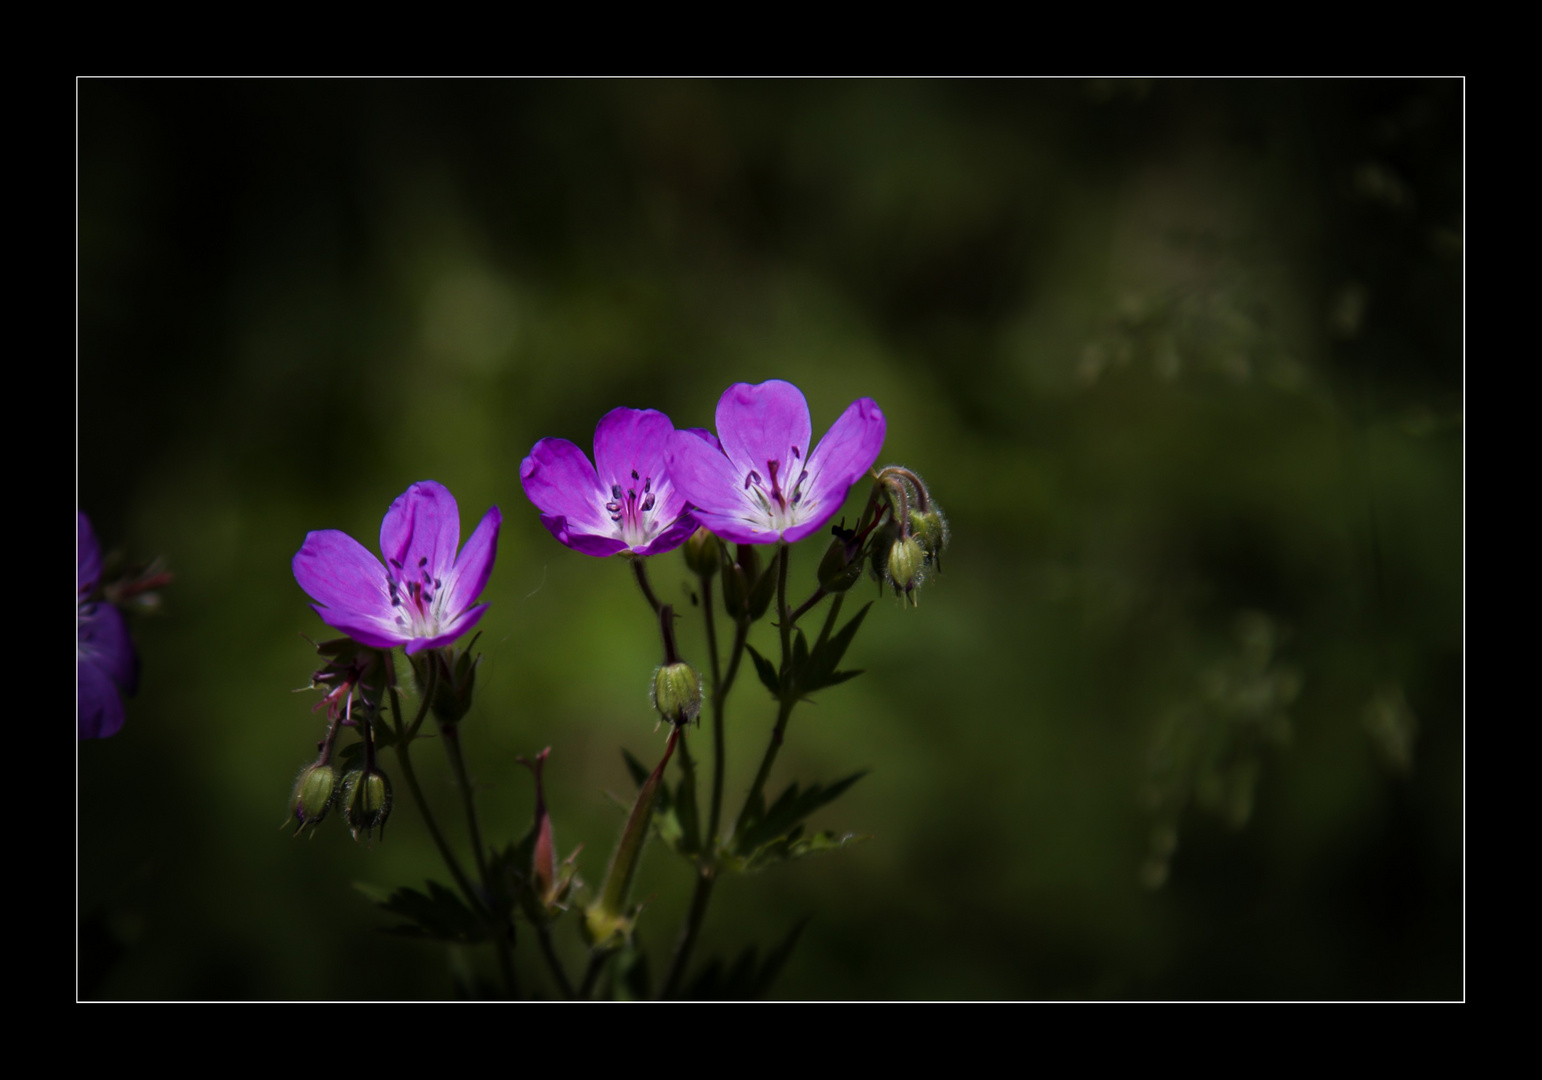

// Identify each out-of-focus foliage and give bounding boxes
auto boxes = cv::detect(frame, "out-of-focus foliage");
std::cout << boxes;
[78,79,1461,1000]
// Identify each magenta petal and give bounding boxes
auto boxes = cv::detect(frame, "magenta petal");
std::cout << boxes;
[539,514,630,556]
[79,601,138,694]
[715,380,813,475]
[683,507,785,546]
[666,426,753,516]
[309,604,409,650]
[379,481,461,582]
[593,408,675,495]
[78,658,125,739]
[521,439,611,537]
[293,529,396,622]
[442,505,501,619]
[788,396,887,539]
[78,511,102,596]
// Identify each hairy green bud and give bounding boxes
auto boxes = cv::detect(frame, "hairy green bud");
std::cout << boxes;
[652,662,702,726]
[908,506,949,568]
[683,526,721,579]
[288,763,338,837]
[341,766,392,842]
[887,536,926,605]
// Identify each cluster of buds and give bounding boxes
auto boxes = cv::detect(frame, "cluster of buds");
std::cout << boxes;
[286,638,393,840]
[835,466,948,606]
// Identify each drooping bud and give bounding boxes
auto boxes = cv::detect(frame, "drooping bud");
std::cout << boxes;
[683,526,721,579]
[652,662,702,727]
[908,505,949,571]
[288,762,338,837]
[341,766,392,841]
[818,528,864,593]
[887,535,926,605]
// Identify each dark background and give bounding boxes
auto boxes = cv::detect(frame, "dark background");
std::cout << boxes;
[78,78,1462,1000]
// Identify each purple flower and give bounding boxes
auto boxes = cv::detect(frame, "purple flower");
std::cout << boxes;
[665,380,886,545]
[520,407,698,557]
[293,481,501,655]
[78,511,139,740]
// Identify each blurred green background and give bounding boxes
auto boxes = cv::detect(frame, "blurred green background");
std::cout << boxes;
[78,79,1462,1000]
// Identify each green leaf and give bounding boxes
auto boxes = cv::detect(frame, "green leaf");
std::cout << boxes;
[735,771,868,855]
[807,669,864,693]
[746,644,780,698]
[358,880,488,944]
[804,602,872,690]
[792,629,810,685]
[727,830,873,873]
[620,748,650,789]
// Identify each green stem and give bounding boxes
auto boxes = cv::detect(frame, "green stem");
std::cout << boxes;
[439,715,518,997]
[663,610,747,1002]
[388,669,516,999]
[702,576,722,702]
[788,587,828,626]
[659,868,716,1000]
[775,541,791,663]
[731,545,806,844]
[440,722,489,882]
[632,555,662,615]
[708,617,748,845]
[578,951,609,1000]
[536,922,576,1000]
[732,696,796,843]
[389,735,479,919]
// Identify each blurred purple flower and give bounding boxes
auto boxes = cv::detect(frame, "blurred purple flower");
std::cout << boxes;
[520,407,698,557]
[665,380,886,545]
[293,481,501,655]
[78,511,139,739]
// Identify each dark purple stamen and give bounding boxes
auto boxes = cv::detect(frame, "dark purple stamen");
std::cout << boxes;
[605,472,658,541]
[743,451,812,519]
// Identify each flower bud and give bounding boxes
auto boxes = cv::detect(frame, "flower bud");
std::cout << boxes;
[887,536,926,605]
[288,762,338,836]
[419,644,479,727]
[818,533,863,593]
[651,662,702,727]
[341,766,393,841]
[908,506,949,569]
[683,526,721,579]
[867,519,901,585]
